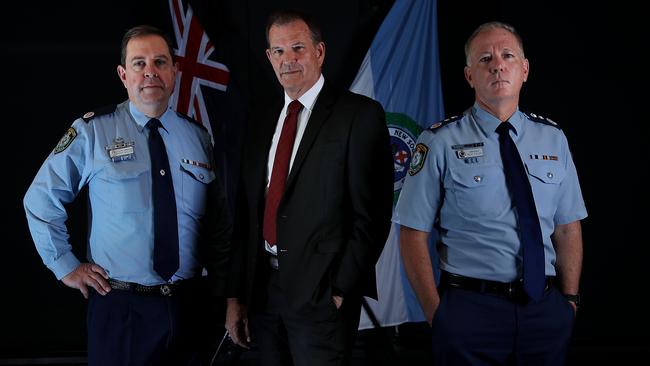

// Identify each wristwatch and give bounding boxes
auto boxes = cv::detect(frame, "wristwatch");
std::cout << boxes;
[563,293,581,308]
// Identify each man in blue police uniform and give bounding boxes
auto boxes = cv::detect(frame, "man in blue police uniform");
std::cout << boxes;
[23,25,231,366]
[395,21,587,365]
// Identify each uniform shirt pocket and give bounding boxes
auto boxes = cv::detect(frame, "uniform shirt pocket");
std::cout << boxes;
[526,162,566,184]
[526,161,566,213]
[448,164,509,219]
[95,162,150,212]
[180,161,216,217]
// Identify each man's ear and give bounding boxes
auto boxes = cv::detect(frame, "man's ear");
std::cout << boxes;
[464,66,474,88]
[117,65,127,87]
[522,58,529,82]
[316,42,325,67]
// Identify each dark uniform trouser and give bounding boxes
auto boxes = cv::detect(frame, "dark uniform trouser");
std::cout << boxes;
[432,286,575,366]
[86,281,207,366]
[250,265,362,366]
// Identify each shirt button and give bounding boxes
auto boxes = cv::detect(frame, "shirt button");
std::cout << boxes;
[199,173,204,180]
[547,172,553,179]
[474,175,482,183]
[160,169,166,176]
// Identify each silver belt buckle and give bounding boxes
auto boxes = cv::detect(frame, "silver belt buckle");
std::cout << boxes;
[160,284,172,296]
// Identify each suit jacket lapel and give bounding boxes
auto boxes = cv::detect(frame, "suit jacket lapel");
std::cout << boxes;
[286,82,336,188]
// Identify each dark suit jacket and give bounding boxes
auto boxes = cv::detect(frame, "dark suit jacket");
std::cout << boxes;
[227,81,393,311]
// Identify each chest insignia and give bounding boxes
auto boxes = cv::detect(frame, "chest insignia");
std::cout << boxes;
[105,137,135,162]
[529,154,558,161]
[452,142,484,160]
[182,159,212,170]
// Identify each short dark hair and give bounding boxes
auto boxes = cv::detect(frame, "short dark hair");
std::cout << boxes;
[265,9,322,46]
[120,25,175,66]
[464,21,525,66]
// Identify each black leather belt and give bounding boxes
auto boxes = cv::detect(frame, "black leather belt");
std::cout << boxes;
[440,271,555,300]
[108,278,192,297]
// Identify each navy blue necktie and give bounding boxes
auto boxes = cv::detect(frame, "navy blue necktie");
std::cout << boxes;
[147,118,179,281]
[496,121,545,301]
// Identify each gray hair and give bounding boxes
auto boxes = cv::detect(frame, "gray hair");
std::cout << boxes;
[464,21,524,66]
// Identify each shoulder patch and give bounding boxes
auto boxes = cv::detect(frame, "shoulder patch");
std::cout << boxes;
[54,127,77,154]
[81,104,117,123]
[428,115,462,133]
[408,143,429,176]
[524,112,561,129]
[176,111,208,132]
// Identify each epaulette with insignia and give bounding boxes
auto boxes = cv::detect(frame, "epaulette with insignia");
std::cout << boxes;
[176,111,208,132]
[524,112,561,129]
[428,115,462,133]
[81,104,117,123]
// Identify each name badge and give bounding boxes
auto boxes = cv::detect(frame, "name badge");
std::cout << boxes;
[455,147,484,159]
[105,137,135,162]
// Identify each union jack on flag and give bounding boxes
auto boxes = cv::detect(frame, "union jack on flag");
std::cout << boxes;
[168,0,229,143]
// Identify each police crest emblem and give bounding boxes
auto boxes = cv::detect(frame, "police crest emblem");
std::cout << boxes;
[387,112,423,206]
[54,127,77,154]
[409,143,429,176]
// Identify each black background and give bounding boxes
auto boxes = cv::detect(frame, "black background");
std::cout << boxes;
[2,0,648,360]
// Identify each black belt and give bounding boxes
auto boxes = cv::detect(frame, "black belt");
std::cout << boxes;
[108,278,195,297]
[440,271,555,301]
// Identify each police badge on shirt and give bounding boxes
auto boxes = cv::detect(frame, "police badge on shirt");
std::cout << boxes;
[105,137,135,162]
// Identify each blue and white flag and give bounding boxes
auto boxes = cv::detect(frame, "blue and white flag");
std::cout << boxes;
[351,0,444,328]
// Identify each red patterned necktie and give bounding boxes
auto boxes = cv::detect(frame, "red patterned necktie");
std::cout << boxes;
[263,100,303,246]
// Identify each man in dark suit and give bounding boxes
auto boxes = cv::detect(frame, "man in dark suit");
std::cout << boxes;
[224,9,393,366]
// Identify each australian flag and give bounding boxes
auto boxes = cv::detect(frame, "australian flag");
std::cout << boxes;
[168,0,229,144]
[167,0,244,211]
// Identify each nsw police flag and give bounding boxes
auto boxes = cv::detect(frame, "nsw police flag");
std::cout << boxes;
[350,0,445,328]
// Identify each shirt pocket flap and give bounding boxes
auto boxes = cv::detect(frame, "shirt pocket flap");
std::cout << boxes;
[180,162,216,184]
[449,164,499,189]
[526,163,565,184]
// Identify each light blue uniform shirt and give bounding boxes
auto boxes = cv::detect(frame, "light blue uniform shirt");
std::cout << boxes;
[394,103,587,282]
[24,101,216,285]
